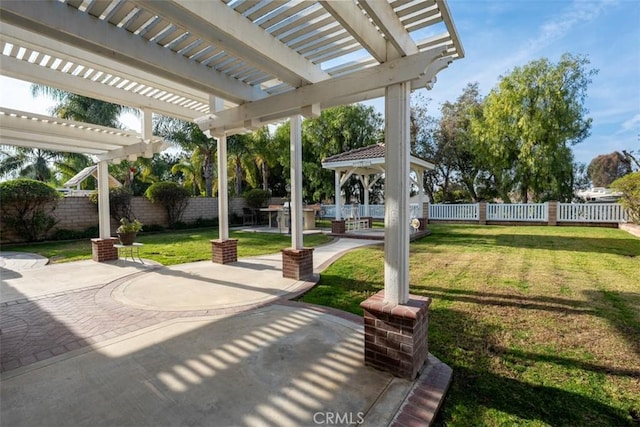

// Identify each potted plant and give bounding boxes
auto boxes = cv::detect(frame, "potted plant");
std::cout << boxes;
[116,218,143,245]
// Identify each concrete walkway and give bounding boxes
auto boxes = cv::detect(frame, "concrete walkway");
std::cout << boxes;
[0,238,451,426]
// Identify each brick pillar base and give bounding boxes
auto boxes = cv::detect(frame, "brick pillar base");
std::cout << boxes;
[360,290,431,380]
[282,247,314,280]
[331,220,346,234]
[417,217,427,231]
[211,239,238,264]
[91,237,118,262]
[479,202,487,225]
[548,200,558,226]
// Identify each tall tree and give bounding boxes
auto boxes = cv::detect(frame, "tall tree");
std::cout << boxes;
[587,152,632,187]
[472,53,597,202]
[438,83,484,201]
[0,147,60,182]
[227,133,258,196]
[155,118,217,197]
[302,104,383,202]
[31,86,134,128]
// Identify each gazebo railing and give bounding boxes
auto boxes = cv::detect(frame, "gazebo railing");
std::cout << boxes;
[320,204,420,219]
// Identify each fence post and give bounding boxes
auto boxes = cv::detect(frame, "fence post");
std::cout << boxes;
[478,202,487,225]
[548,201,558,226]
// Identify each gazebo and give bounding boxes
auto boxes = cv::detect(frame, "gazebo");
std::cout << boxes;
[0,0,463,380]
[322,143,434,231]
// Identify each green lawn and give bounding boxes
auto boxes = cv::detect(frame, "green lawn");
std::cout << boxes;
[5,229,331,266]
[302,224,640,426]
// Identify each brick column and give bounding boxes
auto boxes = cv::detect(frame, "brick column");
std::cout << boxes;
[417,218,427,231]
[211,239,238,264]
[91,237,118,262]
[282,247,314,280]
[478,202,487,225]
[423,202,429,223]
[360,290,431,380]
[548,201,558,226]
[331,219,346,234]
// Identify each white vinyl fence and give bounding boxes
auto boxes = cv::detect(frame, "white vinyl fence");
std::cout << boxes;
[428,203,479,220]
[320,204,419,219]
[487,203,547,222]
[558,203,628,223]
[322,202,629,225]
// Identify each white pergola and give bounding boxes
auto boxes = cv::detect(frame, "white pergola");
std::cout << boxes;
[0,0,463,306]
[322,143,434,220]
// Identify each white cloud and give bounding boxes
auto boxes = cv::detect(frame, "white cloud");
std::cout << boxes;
[621,113,640,131]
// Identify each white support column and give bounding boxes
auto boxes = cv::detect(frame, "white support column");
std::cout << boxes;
[217,134,229,240]
[384,82,411,305]
[97,160,111,238]
[335,170,342,220]
[417,168,425,217]
[364,175,370,217]
[290,115,303,250]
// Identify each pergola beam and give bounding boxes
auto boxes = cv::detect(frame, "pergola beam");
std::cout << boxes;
[319,0,388,62]
[196,47,446,131]
[134,0,329,87]
[359,0,419,57]
[0,0,267,104]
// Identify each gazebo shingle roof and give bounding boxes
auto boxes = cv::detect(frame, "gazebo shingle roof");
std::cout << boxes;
[322,143,433,165]
[323,144,386,163]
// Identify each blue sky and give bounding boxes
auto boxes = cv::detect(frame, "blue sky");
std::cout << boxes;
[411,0,640,165]
[1,0,638,165]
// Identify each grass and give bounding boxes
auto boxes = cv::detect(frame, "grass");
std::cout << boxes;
[301,224,640,426]
[5,228,331,266]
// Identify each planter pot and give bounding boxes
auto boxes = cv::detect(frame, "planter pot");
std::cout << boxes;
[117,232,137,246]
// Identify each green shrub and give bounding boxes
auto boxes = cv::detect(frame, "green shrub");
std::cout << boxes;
[244,188,271,208]
[611,171,640,224]
[89,186,134,222]
[0,179,61,241]
[51,225,99,241]
[144,182,190,228]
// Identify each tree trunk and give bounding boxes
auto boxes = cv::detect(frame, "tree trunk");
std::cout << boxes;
[203,156,213,197]
[235,158,242,196]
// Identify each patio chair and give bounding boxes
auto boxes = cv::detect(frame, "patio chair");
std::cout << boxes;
[242,207,256,225]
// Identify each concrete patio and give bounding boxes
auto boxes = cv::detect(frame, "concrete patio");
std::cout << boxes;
[1,238,451,426]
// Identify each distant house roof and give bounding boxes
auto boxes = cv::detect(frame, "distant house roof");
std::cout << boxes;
[63,165,121,188]
[322,143,434,171]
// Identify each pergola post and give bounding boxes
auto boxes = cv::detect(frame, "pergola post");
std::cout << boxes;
[360,82,432,380]
[91,159,118,262]
[282,115,313,280]
[211,132,237,264]
[383,82,411,306]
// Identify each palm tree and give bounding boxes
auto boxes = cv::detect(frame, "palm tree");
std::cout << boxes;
[31,86,136,128]
[227,133,259,196]
[155,117,217,197]
[171,154,207,196]
[0,147,60,181]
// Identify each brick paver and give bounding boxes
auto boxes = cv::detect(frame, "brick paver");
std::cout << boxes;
[0,270,290,373]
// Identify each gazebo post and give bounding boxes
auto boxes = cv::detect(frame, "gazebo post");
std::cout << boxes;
[331,169,346,234]
[360,82,432,380]
[91,159,118,262]
[363,175,370,217]
[282,114,313,279]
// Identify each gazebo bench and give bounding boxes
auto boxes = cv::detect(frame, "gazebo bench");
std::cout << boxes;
[345,218,369,231]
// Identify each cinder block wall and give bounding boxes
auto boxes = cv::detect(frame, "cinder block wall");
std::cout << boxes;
[1,195,287,243]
